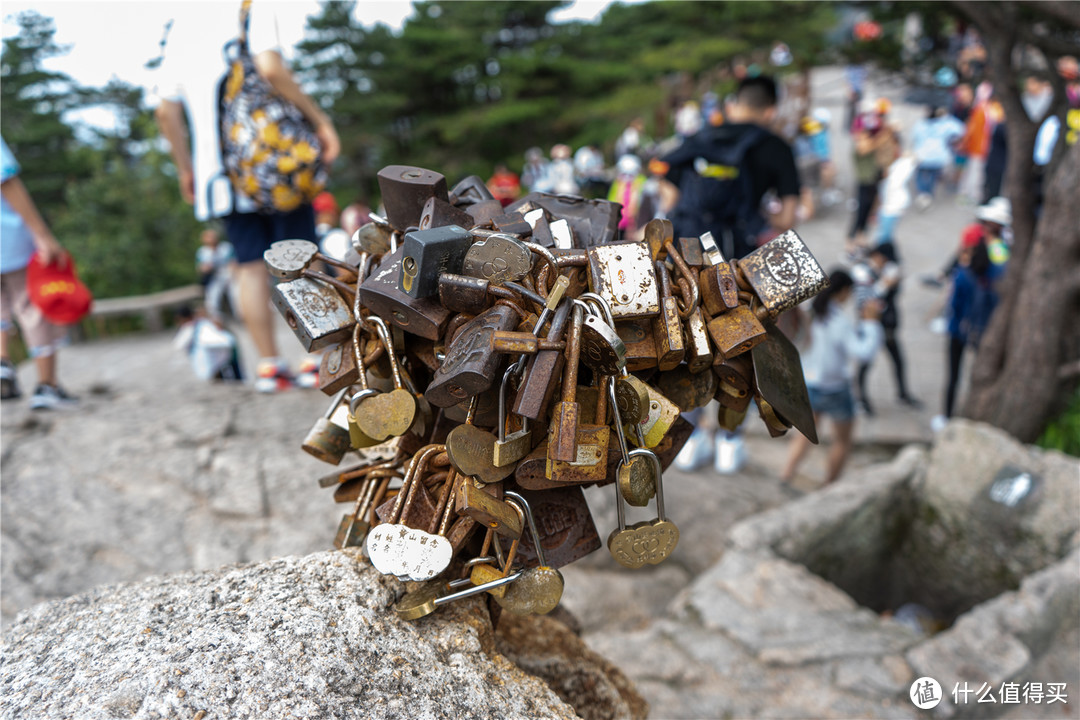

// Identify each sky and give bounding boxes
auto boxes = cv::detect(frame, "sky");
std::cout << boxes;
[2,0,620,93]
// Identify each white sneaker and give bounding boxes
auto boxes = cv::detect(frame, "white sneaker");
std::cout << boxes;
[254,358,294,393]
[674,426,714,471]
[915,193,932,211]
[930,415,948,433]
[714,433,746,474]
[29,384,79,411]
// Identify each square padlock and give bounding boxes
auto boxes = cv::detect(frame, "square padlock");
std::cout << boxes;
[587,241,659,319]
[738,229,828,317]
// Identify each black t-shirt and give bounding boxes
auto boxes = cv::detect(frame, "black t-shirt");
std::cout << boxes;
[662,123,800,257]
[663,123,801,208]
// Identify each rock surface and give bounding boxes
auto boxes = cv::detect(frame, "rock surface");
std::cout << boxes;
[1,549,644,720]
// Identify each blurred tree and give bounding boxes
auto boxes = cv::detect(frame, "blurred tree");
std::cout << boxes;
[944,1,1080,442]
[2,10,201,299]
[296,0,838,200]
[0,11,93,213]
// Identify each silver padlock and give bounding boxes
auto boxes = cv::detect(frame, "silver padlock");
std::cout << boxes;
[272,276,355,351]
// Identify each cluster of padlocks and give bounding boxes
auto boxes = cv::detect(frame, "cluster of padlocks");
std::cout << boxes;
[267,165,828,620]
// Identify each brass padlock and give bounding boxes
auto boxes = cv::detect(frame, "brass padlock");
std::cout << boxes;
[737,229,829,318]
[271,276,354,352]
[615,318,658,372]
[652,261,686,371]
[426,304,519,408]
[704,303,767,361]
[607,449,678,569]
[624,384,680,449]
[376,165,449,232]
[655,363,718,412]
[493,367,533,468]
[714,354,755,413]
[587,241,659,319]
[547,303,585,463]
[547,372,610,485]
[358,247,451,340]
[301,387,353,465]
[400,225,472,298]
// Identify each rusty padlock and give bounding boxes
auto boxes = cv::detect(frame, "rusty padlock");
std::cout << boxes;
[426,304,519,408]
[272,276,354,352]
[376,165,449,232]
[737,229,829,318]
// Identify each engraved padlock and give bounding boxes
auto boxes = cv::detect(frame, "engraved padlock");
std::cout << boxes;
[607,449,678,569]
[301,387,353,465]
[462,232,533,286]
[426,304,519,408]
[737,229,829,317]
[272,276,355,351]
[495,491,565,616]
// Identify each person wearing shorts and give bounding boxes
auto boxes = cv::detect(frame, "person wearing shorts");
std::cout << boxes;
[153,3,339,392]
[1,136,78,410]
[781,269,883,486]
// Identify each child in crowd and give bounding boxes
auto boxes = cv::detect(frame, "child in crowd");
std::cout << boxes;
[173,305,243,383]
[781,269,883,486]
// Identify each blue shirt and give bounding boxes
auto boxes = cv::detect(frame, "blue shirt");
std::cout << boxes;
[1,137,35,274]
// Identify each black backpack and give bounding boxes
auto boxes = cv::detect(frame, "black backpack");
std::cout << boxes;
[667,125,767,259]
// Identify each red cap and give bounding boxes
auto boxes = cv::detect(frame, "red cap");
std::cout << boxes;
[26,253,93,325]
[961,223,985,249]
[312,191,338,215]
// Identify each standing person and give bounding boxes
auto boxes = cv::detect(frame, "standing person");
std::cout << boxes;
[0,136,79,409]
[934,239,998,430]
[911,106,965,209]
[573,144,609,199]
[520,147,550,193]
[608,154,647,239]
[196,226,237,322]
[852,243,921,415]
[875,151,916,246]
[958,82,994,204]
[659,74,801,261]
[660,74,800,472]
[846,99,898,258]
[154,1,340,393]
[780,269,883,486]
[546,144,579,195]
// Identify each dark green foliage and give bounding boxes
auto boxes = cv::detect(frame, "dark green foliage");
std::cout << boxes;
[1037,390,1080,458]
[1,11,201,299]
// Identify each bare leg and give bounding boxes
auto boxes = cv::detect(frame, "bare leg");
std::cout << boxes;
[780,413,819,482]
[825,419,855,484]
[34,351,56,386]
[235,260,278,360]
[0,327,9,361]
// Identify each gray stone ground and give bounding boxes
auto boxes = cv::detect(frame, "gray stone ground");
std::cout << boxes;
[3,66,1078,718]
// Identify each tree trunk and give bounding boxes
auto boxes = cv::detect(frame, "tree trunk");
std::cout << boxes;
[963,139,1080,441]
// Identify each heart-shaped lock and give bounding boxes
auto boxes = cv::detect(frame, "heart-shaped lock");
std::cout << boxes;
[462,232,533,285]
[446,423,513,484]
[355,389,418,441]
[495,565,564,615]
[366,522,411,576]
[397,527,454,581]
[606,520,680,569]
[265,239,319,278]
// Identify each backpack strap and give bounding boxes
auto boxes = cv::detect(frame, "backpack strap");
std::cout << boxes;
[238,0,253,54]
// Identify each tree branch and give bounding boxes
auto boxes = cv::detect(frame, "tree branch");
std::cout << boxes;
[1026,1,1080,30]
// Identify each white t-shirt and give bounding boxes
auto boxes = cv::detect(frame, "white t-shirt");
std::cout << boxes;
[153,3,290,221]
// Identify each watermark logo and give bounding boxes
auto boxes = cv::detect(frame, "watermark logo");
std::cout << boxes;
[911,677,943,710]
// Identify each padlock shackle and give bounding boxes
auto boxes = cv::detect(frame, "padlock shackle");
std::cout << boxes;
[367,315,405,391]
[607,376,632,465]
[433,570,524,607]
[561,304,584,404]
[504,491,548,568]
[497,365,517,443]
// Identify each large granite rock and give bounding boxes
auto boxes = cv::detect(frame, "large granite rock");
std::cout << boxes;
[1,549,643,720]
